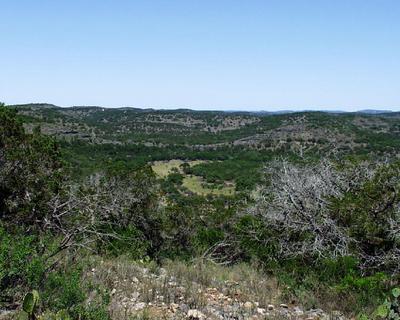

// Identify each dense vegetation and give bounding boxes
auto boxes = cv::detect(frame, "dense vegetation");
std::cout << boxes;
[1,103,400,319]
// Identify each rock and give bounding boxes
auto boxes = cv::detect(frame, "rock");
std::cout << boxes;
[0,310,17,320]
[257,307,266,315]
[331,310,344,320]
[309,308,325,315]
[280,303,289,308]
[187,309,206,319]
[180,303,189,313]
[244,301,253,310]
[159,267,167,273]
[157,295,164,301]
[306,309,326,320]
[133,302,146,311]
[130,292,140,301]
[110,288,117,295]
[294,306,304,316]
[170,303,179,313]
[267,304,275,310]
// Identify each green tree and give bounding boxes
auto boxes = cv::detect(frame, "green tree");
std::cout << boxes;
[0,103,64,230]
[331,161,400,272]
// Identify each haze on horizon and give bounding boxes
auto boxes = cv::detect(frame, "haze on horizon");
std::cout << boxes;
[1,0,399,111]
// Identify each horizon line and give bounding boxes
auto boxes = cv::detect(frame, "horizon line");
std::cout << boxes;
[8,102,400,114]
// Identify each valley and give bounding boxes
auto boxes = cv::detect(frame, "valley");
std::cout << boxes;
[1,103,400,320]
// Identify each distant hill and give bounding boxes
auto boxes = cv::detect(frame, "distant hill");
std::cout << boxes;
[7,103,399,156]
[10,103,397,114]
[12,103,60,110]
[356,109,394,114]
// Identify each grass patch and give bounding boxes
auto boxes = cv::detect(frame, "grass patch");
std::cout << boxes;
[151,159,205,178]
[182,175,235,196]
[152,159,235,196]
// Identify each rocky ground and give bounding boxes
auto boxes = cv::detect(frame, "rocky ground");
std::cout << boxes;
[0,258,347,320]
[86,258,347,320]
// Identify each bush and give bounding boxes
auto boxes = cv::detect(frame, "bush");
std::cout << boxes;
[43,267,85,312]
[193,227,225,252]
[330,161,400,272]
[0,225,46,305]
[275,257,390,314]
[96,225,148,259]
[374,287,400,320]
[0,104,64,231]
[247,159,400,273]
[41,262,110,320]
[234,215,279,263]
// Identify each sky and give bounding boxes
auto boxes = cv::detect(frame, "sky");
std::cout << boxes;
[1,1,399,111]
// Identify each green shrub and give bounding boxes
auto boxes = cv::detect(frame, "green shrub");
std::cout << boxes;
[0,104,64,231]
[0,225,46,304]
[41,262,110,319]
[317,256,359,283]
[234,215,279,263]
[72,304,110,320]
[193,227,225,252]
[42,267,85,312]
[330,161,400,272]
[275,257,390,314]
[374,287,400,319]
[334,272,389,310]
[97,225,148,259]
[166,172,184,185]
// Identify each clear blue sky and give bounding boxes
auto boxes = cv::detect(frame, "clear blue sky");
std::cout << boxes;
[1,0,399,111]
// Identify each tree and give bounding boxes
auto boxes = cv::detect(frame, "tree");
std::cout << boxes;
[1,103,162,263]
[246,158,400,273]
[0,103,64,230]
[247,159,355,261]
[48,167,161,257]
[331,161,400,273]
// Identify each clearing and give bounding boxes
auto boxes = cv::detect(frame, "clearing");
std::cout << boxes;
[151,159,236,196]
[182,175,235,196]
[151,159,205,178]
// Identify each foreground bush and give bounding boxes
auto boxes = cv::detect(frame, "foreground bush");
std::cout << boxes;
[245,159,400,274]
[0,104,160,316]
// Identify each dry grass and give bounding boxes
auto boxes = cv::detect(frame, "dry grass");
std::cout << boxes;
[163,259,281,308]
[151,160,205,178]
[151,159,235,196]
[182,175,235,196]
[83,256,282,320]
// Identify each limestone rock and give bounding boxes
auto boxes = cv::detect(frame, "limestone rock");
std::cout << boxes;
[187,309,206,319]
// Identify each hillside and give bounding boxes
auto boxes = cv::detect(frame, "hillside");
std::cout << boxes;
[12,104,400,149]
[11,104,400,191]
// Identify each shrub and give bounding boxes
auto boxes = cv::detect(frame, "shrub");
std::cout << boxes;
[43,267,85,312]
[41,261,110,320]
[375,287,400,319]
[330,161,400,273]
[193,227,225,253]
[234,215,279,263]
[247,159,400,273]
[96,225,148,259]
[0,104,64,230]
[0,225,46,305]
